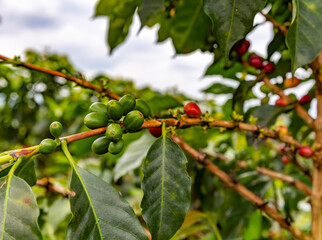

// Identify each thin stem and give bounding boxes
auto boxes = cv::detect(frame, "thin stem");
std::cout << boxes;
[0,155,14,165]
[0,54,120,100]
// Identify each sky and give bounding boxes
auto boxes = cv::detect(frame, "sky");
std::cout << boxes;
[0,0,275,99]
[0,0,316,117]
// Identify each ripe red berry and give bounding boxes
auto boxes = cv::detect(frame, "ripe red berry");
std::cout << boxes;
[282,155,290,164]
[184,102,201,118]
[263,62,275,74]
[249,55,263,69]
[234,40,250,55]
[275,98,289,107]
[298,146,313,158]
[149,128,162,138]
[299,94,311,105]
[284,77,300,88]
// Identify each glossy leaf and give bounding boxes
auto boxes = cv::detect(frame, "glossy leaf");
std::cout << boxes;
[286,0,322,72]
[60,140,148,240]
[144,94,182,116]
[95,0,138,53]
[203,83,236,95]
[113,131,155,181]
[0,157,36,186]
[138,0,164,27]
[170,0,213,53]
[251,105,286,127]
[0,175,42,239]
[67,166,148,240]
[204,0,265,61]
[141,136,191,240]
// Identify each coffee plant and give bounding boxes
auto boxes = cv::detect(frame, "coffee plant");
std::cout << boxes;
[0,0,322,239]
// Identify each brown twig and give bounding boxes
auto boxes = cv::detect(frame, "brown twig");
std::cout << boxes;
[262,76,315,128]
[256,167,311,197]
[260,11,288,36]
[310,51,322,240]
[0,54,120,100]
[171,134,312,240]
[36,178,75,198]
[205,152,311,197]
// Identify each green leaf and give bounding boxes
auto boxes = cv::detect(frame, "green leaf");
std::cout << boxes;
[204,58,244,80]
[286,0,322,72]
[144,94,183,116]
[251,105,286,127]
[170,0,213,53]
[243,210,262,240]
[113,131,155,181]
[0,173,42,239]
[95,0,138,53]
[0,156,37,186]
[138,0,164,27]
[204,0,265,61]
[61,142,148,240]
[141,132,191,240]
[203,83,236,95]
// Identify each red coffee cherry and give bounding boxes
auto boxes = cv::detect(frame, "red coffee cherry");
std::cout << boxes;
[249,55,263,69]
[184,102,201,118]
[298,146,313,158]
[275,98,289,107]
[234,40,250,56]
[282,155,290,164]
[149,128,162,138]
[299,94,311,105]
[263,62,275,74]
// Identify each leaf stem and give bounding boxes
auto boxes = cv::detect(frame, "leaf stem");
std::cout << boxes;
[0,155,14,165]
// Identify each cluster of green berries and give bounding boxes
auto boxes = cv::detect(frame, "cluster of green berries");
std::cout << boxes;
[84,94,151,155]
[39,121,63,154]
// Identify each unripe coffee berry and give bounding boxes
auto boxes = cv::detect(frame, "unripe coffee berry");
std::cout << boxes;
[284,77,300,88]
[50,121,63,139]
[184,102,201,118]
[39,139,57,154]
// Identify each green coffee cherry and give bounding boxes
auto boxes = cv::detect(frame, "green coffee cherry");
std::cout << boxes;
[92,136,110,155]
[39,139,57,154]
[84,112,108,129]
[50,121,63,139]
[89,102,107,113]
[261,96,269,105]
[123,110,144,132]
[260,84,272,94]
[105,123,123,142]
[107,100,123,121]
[135,99,151,118]
[119,94,136,115]
[108,139,124,155]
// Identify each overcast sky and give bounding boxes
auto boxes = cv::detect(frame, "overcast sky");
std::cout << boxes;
[0,0,278,101]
